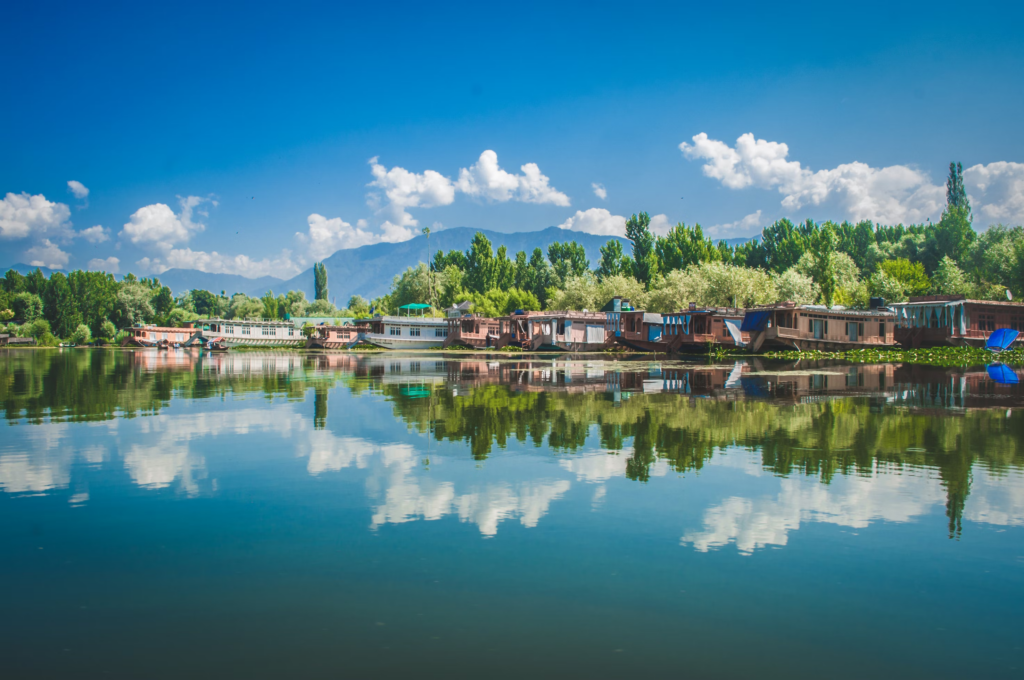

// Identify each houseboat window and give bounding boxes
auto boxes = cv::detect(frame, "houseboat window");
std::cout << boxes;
[435,328,446,337]
[978,314,996,332]
[557,320,566,335]
[389,326,401,336]
[879,322,886,336]
[288,328,294,336]
[410,327,421,337]
[1012,317,1022,331]
[242,326,250,335]
[859,323,865,337]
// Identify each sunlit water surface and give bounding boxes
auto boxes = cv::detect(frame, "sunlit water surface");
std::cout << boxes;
[2,349,1024,679]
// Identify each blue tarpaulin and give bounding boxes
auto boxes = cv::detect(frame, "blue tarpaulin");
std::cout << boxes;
[741,311,770,332]
[987,363,1019,384]
[986,328,1019,350]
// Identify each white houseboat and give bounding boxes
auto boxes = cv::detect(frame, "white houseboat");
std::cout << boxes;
[194,318,303,347]
[363,304,449,350]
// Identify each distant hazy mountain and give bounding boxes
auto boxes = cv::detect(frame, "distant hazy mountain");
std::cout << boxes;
[2,263,59,278]
[277,226,637,305]
[155,269,284,297]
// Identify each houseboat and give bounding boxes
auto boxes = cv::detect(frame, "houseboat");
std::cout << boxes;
[443,314,502,348]
[124,325,201,348]
[611,306,748,352]
[192,318,303,347]
[741,302,896,352]
[889,295,1024,348]
[362,304,449,350]
[498,310,611,351]
[305,322,371,349]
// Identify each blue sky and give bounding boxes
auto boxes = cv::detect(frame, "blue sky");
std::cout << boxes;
[3,1,1023,279]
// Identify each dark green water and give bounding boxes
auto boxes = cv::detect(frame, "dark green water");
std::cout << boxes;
[2,349,1023,679]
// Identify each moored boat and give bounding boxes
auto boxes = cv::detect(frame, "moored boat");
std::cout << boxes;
[362,304,449,350]
[742,301,896,352]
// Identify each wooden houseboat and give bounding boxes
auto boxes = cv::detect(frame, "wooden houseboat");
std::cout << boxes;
[363,304,449,350]
[191,318,303,347]
[741,302,896,352]
[124,325,201,348]
[498,310,611,351]
[611,307,748,352]
[443,314,502,348]
[889,295,1024,348]
[304,322,371,349]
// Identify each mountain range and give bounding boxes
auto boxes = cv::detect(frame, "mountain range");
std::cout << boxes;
[3,228,754,303]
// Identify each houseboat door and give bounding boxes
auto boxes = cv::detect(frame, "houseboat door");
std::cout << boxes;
[847,322,858,342]
[812,319,824,339]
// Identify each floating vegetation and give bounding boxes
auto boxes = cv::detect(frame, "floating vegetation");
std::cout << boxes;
[762,346,1024,367]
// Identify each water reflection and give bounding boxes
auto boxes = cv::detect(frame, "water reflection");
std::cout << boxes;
[2,349,1024,550]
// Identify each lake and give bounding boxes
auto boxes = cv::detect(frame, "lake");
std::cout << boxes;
[2,349,1023,679]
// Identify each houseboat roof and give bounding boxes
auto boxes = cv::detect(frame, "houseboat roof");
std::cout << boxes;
[894,295,1023,308]
[502,310,606,321]
[195,318,294,325]
[749,303,894,317]
[376,315,447,324]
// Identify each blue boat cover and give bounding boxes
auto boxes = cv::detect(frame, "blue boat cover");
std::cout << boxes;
[987,363,1019,384]
[741,311,770,332]
[986,328,1019,350]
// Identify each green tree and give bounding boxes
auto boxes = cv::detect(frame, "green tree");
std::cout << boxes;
[100,320,117,339]
[877,258,930,297]
[191,289,220,317]
[495,245,515,291]
[261,290,279,319]
[70,324,92,345]
[114,282,156,327]
[24,268,47,295]
[44,272,83,338]
[625,212,658,288]
[946,161,971,219]
[931,256,972,296]
[547,241,589,284]
[347,295,370,317]
[810,221,839,308]
[314,262,329,301]
[12,292,43,321]
[465,232,496,293]
[152,285,174,316]
[655,222,721,272]
[3,269,26,294]
[596,240,631,280]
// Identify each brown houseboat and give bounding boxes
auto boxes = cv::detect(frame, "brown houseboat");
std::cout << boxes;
[498,310,611,351]
[889,295,1024,348]
[608,306,748,353]
[742,302,895,352]
[443,314,502,348]
[305,322,371,349]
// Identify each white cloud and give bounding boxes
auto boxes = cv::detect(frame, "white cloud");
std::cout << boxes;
[964,161,1024,225]
[88,256,120,273]
[24,239,70,269]
[368,156,456,229]
[120,195,209,251]
[457,150,570,206]
[139,247,299,279]
[649,213,672,237]
[67,180,89,199]
[78,225,110,243]
[681,132,946,225]
[0,192,72,240]
[558,207,626,236]
[708,210,763,237]
[296,212,416,262]
[592,182,607,200]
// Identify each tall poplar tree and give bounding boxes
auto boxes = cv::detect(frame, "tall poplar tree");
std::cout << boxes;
[313,262,328,301]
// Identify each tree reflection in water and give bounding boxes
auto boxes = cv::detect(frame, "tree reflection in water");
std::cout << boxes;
[3,349,1023,539]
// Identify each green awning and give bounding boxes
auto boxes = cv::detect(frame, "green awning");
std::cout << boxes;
[398,303,431,310]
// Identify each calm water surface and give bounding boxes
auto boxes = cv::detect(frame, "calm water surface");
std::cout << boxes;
[2,349,1023,678]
